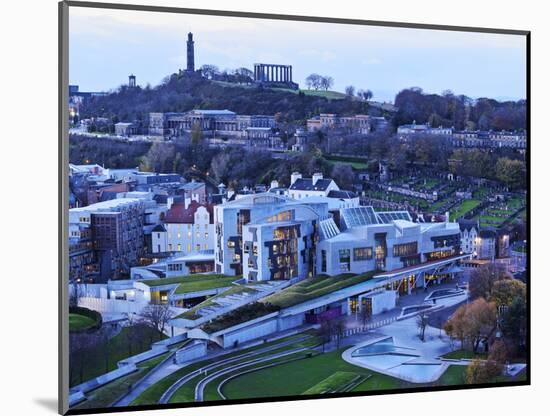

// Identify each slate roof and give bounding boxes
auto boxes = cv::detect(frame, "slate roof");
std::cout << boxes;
[327,190,356,199]
[289,178,334,191]
[458,219,478,232]
[152,224,166,232]
[164,201,214,224]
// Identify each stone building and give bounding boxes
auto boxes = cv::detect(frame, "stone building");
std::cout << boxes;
[253,63,299,90]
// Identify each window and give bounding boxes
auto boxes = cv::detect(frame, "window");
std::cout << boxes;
[196,244,201,251]
[177,244,181,251]
[205,232,209,239]
[228,240,235,248]
[177,233,181,238]
[187,244,191,252]
[196,232,201,238]
[353,247,373,261]
[187,231,191,237]
[157,233,161,239]
[339,249,351,271]
[168,244,172,251]
[204,243,208,250]
[321,250,327,273]
[393,242,418,257]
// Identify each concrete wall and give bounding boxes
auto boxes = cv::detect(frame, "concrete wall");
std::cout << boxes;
[222,317,279,348]
[359,290,396,315]
[278,312,305,331]
[78,297,148,314]
[175,341,207,364]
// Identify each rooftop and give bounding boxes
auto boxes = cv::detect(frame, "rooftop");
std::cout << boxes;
[289,178,334,192]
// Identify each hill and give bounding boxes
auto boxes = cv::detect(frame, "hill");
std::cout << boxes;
[78,72,389,124]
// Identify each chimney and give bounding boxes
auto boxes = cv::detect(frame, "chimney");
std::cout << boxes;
[312,172,323,186]
[270,180,279,189]
[290,172,302,185]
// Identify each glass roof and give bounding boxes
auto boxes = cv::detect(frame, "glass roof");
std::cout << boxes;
[376,211,412,224]
[341,206,379,229]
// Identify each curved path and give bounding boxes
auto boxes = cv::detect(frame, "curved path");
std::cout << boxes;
[159,335,312,404]
[194,346,310,401]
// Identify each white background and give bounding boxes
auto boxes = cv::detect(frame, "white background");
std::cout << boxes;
[1,0,547,415]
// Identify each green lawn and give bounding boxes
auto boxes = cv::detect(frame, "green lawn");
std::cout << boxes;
[221,349,405,400]
[441,349,488,360]
[138,274,237,294]
[130,332,315,406]
[449,199,481,221]
[69,313,97,331]
[302,371,363,395]
[325,156,369,170]
[73,353,170,410]
[261,272,376,309]
[438,365,466,385]
[70,326,166,387]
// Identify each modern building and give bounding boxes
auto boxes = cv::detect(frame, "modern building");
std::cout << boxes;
[151,201,215,255]
[115,122,138,137]
[69,198,146,282]
[397,122,453,137]
[214,193,329,279]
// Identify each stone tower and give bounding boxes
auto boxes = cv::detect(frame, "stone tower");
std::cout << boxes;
[186,32,195,72]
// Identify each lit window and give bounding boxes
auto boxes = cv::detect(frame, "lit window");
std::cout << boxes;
[177,233,181,238]
[187,244,191,252]
[177,244,181,251]
[205,232,209,239]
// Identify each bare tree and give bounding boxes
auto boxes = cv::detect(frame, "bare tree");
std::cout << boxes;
[416,312,430,342]
[334,317,346,349]
[69,331,100,385]
[305,73,322,90]
[345,85,355,97]
[140,304,174,340]
[319,319,334,353]
[200,64,220,80]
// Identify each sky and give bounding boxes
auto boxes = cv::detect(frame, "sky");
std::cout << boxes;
[69,6,527,103]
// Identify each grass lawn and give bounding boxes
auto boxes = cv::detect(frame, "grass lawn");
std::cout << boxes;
[437,365,466,385]
[73,353,170,410]
[449,199,481,221]
[138,274,237,294]
[261,272,376,309]
[302,371,363,395]
[441,350,488,360]
[130,332,315,406]
[325,156,369,170]
[221,349,406,400]
[70,326,166,387]
[69,313,97,331]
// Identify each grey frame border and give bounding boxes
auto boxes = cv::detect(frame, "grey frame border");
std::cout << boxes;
[58,2,530,415]
[59,1,70,414]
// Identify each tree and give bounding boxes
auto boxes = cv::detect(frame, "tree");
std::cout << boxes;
[319,319,334,353]
[468,263,511,300]
[416,312,430,342]
[320,76,334,91]
[500,296,527,349]
[190,122,203,146]
[305,73,322,90]
[140,141,175,173]
[140,304,174,340]
[331,163,354,190]
[334,317,346,349]
[345,85,355,97]
[444,298,497,352]
[489,279,526,307]
[200,64,220,79]
[465,359,502,384]
[495,158,526,189]
[488,339,510,364]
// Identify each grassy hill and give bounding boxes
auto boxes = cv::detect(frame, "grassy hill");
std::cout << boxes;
[79,72,387,123]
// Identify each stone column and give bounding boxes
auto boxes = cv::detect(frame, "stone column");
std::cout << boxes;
[289,66,292,82]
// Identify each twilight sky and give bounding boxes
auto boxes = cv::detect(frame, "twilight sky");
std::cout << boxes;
[69,6,527,103]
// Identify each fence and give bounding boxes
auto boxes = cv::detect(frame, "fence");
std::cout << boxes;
[78,297,148,315]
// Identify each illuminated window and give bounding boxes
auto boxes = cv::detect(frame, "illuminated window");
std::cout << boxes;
[196,244,201,251]
[188,231,191,237]
[177,233,181,238]
[204,243,208,250]
[205,232,209,239]
[196,232,201,238]
[187,244,191,252]
[354,247,373,261]
[177,244,181,251]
